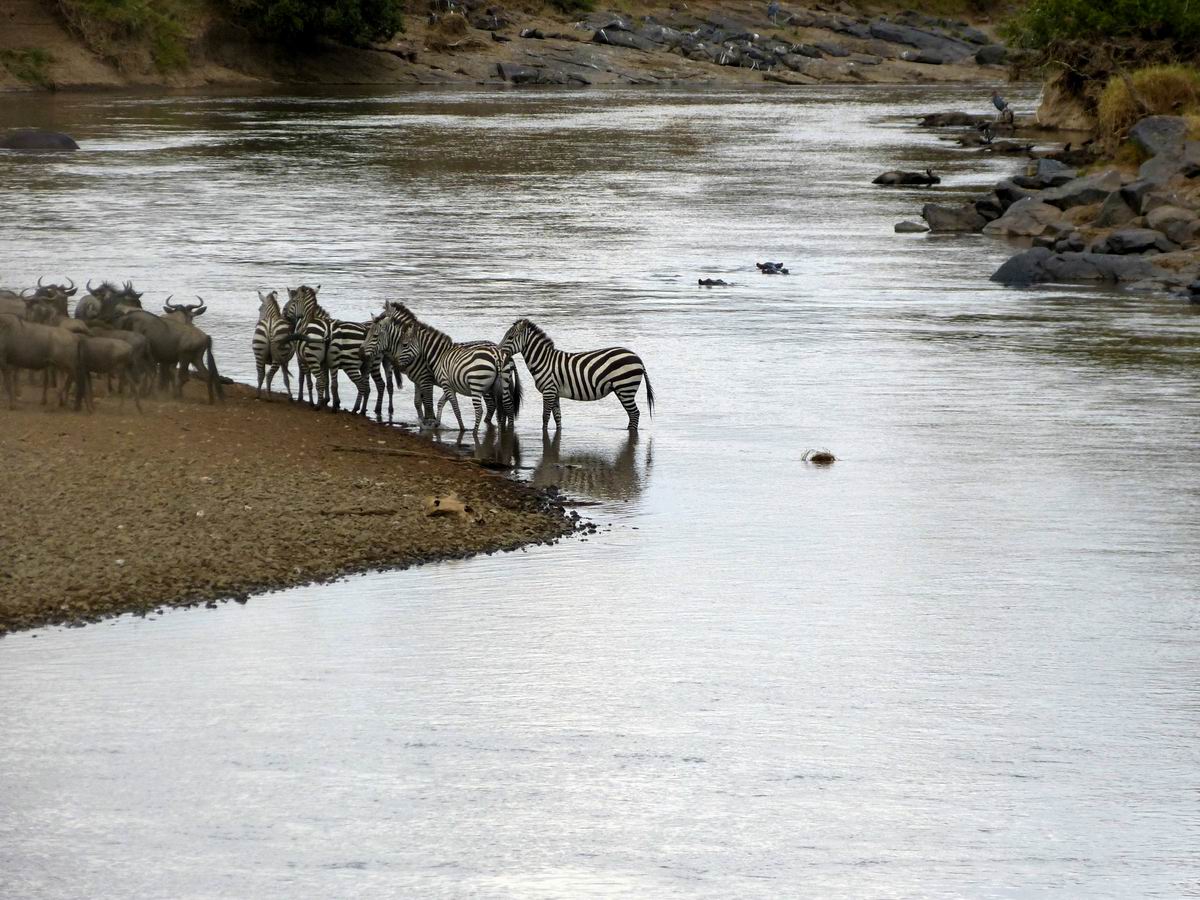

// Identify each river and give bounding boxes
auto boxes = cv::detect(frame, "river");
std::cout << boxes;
[1,85,1198,898]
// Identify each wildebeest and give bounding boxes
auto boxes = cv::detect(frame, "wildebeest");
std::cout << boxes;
[873,168,941,186]
[65,336,144,412]
[23,295,92,336]
[86,322,155,394]
[76,279,143,320]
[111,298,223,402]
[0,313,88,410]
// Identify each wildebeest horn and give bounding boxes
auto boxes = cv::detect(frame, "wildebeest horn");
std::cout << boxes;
[38,275,46,288]
[192,296,208,315]
[65,277,76,295]
[162,295,176,310]
[87,278,96,293]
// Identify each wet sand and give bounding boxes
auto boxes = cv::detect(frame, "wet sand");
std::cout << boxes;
[0,382,574,634]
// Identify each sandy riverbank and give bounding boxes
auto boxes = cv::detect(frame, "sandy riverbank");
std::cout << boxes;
[0,382,575,635]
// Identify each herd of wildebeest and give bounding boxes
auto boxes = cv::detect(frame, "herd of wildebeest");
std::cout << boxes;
[0,277,222,411]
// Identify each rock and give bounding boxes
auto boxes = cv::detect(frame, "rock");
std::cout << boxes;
[1119,179,1158,214]
[868,20,974,61]
[1039,169,1122,210]
[895,220,930,233]
[593,16,634,31]
[638,24,682,44]
[593,28,656,51]
[1011,172,1075,190]
[921,202,986,232]
[974,44,1007,65]
[982,198,1064,237]
[1146,205,1195,232]
[851,53,883,65]
[900,49,945,64]
[813,41,850,57]
[991,247,1053,285]
[975,197,1004,221]
[791,43,823,58]
[0,130,79,151]
[1164,219,1199,246]
[1094,192,1137,227]
[497,62,540,83]
[1139,153,1186,184]
[995,179,1037,210]
[1054,231,1087,253]
[1032,158,1074,178]
[873,169,939,185]
[1099,227,1177,255]
[520,27,545,39]
[1130,116,1188,158]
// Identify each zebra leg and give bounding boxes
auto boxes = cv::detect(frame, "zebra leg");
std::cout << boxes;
[483,392,496,426]
[329,368,341,412]
[616,386,641,430]
[444,389,467,431]
[280,360,293,401]
[265,364,278,397]
[541,389,559,431]
[472,396,485,431]
[316,366,330,410]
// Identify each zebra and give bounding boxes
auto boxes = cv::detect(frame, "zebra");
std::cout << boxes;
[282,285,389,416]
[497,318,653,431]
[364,302,521,429]
[251,290,295,400]
[282,284,326,406]
[393,319,519,431]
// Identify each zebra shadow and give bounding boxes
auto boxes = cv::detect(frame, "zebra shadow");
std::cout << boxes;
[528,431,653,503]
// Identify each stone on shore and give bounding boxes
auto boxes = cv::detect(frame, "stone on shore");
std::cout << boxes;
[1095,192,1137,227]
[982,198,1064,237]
[1130,116,1188,159]
[1039,170,1122,210]
[921,202,986,232]
[1095,228,1177,255]
[918,111,990,128]
[974,44,1007,65]
[991,247,1158,285]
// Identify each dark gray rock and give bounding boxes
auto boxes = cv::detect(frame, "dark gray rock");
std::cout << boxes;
[790,43,823,58]
[1033,158,1074,178]
[520,27,545,39]
[974,44,1007,65]
[867,20,974,61]
[991,247,1053,284]
[975,197,1004,221]
[921,202,986,232]
[982,198,1064,236]
[895,220,930,233]
[1119,179,1158,214]
[1130,116,1188,158]
[593,28,656,51]
[1094,192,1137,227]
[960,25,990,44]
[813,41,850,57]
[1164,219,1199,246]
[851,53,883,65]
[994,179,1037,210]
[1039,169,1122,210]
[901,49,945,64]
[638,24,683,45]
[1099,227,1177,255]
[497,62,541,83]
[1011,171,1076,189]
[592,16,634,31]
[1146,205,1195,232]
[1054,232,1086,253]
[0,130,79,151]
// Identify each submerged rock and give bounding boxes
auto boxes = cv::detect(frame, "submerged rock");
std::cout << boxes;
[895,220,930,233]
[921,202,986,232]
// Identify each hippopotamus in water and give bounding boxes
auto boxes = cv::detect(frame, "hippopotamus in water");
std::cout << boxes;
[698,278,730,287]
[756,261,789,275]
[872,168,940,186]
[0,129,79,151]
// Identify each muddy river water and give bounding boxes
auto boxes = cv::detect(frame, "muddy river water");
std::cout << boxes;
[1,85,1198,898]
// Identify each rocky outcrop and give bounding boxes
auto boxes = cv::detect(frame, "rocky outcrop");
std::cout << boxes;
[982,198,1064,237]
[1094,228,1176,255]
[1039,170,1122,210]
[991,248,1157,285]
[921,202,987,232]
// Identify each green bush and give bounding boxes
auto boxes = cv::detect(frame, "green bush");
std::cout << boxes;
[225,0,405,45]
[1003,0,1200,50]
[57,0,190,71]
[0,49,56,88]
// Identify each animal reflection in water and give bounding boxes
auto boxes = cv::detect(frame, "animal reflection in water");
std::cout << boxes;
[451,428,653,503]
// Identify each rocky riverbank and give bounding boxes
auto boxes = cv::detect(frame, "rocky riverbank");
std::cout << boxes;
[903,113,1200,300]
[0,0,1010,91]
[0,382,576,635]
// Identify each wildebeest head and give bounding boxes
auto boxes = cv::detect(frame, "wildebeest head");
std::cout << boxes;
[163,296,207,323]
[26,276,76,316]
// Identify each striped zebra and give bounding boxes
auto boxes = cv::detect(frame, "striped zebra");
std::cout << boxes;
[498,318,654,431]
[251,290,295,400]
[394,319,520,431]
[283,285,390,416]
[365,302,520,429]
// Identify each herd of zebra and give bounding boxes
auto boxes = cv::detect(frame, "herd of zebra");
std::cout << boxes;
[254,286,655,431]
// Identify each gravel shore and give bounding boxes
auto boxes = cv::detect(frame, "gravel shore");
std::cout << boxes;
[0,382,574,634]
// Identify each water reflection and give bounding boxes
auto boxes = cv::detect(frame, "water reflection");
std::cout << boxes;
[530,431,652,502]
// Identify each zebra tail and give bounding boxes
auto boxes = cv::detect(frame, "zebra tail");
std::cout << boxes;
[643,368,654,417]
[490,370,507,420]
[510,366,522,418]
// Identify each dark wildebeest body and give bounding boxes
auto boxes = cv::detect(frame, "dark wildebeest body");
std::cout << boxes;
[66,336,144,412]
[0,314,88,409]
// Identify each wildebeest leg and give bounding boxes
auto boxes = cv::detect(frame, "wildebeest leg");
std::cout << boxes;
[177,359,189,398]
[129,368,143,413]
[42,368,50,405]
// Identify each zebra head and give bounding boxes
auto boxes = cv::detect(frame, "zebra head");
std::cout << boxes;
[394,321,422,370]
[283,284,318,329]
[257,290,280,321]
[499,317,534,362]
[361,313,389,363]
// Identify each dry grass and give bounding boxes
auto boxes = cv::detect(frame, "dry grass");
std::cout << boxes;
[1096,64,1200,149]
[424,12,481,52]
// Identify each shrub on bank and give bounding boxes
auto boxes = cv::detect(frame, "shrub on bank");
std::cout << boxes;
[1003,0,1200,50]
[1097,64,1200,147]
[56,0,190,71]
[223,0,405,45]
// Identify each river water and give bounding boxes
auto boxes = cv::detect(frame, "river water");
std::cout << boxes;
[1,85,1198,898]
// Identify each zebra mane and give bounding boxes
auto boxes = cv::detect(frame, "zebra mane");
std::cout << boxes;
[385,300,422,325]
[518,317,554,348]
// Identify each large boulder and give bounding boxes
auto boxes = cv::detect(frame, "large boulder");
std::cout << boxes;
[1146,205,1196,232]
[1095,228,1176,255]
[1119,179,1158,215]
[1130,116,1188,158]
[868,20,975,61]
[1033,158,1074,178]
[994,179,1037,210]
[593,28,656,50]
[990,247,1053,285]
[921,202,986,232]
[1039,169,1122,210]
[1094,192,1137,228]
[982,198,1064,237]
[991,248,1158,285]
[974,44,1007,65]
[918,111,989,127]
[0,129,79,151]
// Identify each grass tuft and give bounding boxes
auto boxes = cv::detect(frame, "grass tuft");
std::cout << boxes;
[0,48,56,89]
[1096,64,1200,148]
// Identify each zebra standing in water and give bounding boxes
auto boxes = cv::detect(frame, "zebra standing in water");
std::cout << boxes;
[251,290,295,400]
[498,318,653,430]
[394,319,519,431]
